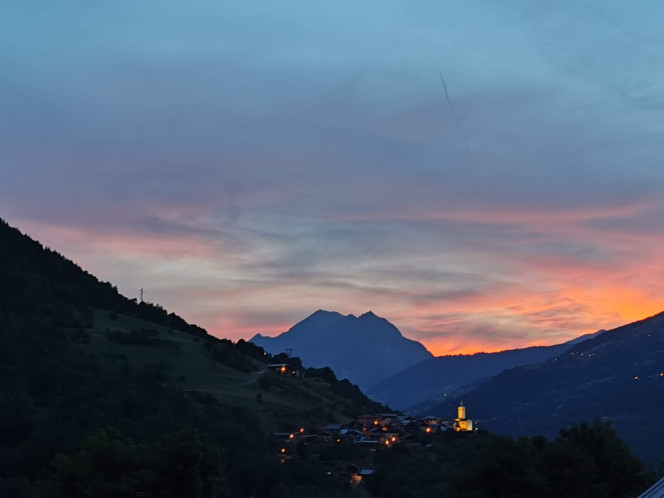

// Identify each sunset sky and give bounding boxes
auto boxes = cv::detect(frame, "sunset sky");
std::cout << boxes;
[2,1,663,355]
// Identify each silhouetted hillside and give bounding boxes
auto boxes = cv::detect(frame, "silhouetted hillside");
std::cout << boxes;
[370,342,579,411]
[251,310,433,390]
[0,218,388,497]
[427,313,664,464]
[0,218,207,337]
[376,330,602,412]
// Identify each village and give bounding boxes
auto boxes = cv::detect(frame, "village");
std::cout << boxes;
[266,361,475,443]
[274,402,475,447]
[271,401,476,483]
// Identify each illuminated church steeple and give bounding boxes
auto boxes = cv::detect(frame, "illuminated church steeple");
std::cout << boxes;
[458,401,466,420]
[455,401,473,432]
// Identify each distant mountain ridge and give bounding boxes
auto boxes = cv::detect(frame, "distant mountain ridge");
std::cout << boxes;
[369,330,603,411]
[425,312,664,464]
[250,310,433,390]
[369,344,570,411]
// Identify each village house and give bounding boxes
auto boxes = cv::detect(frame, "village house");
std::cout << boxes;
[266,363,300,376]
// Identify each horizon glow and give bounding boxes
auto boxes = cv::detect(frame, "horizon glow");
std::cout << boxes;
[1,1,663,356]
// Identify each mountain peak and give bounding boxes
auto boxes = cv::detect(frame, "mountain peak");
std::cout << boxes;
[251,310,433,390]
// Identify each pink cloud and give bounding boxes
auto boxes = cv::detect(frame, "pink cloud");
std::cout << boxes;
[8,194,664,360]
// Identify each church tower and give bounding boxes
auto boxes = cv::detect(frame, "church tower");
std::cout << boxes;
[455,401,473,432]
[458,401,466,420]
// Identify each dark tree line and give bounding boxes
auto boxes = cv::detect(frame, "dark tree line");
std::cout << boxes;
[366,420,653,498]
[0,218,206,337]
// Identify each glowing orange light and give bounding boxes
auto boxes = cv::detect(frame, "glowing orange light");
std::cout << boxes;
[418,279,664,357]
[425,427,431,433]
[280,448,286,453]
[391,437,396,442]
[280,366,286,373]
[373,420,378,425]
[384,440,389,445]
[634,376,639,380]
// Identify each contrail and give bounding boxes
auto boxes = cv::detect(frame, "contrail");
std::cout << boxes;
[439,71,473,166]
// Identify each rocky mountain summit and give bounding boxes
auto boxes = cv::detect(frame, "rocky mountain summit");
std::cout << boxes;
[251,310,433,391]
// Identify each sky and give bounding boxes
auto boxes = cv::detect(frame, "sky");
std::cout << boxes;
[1,1,664,355]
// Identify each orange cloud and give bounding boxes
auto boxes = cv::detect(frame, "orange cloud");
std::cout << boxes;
[9,199,664,360]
